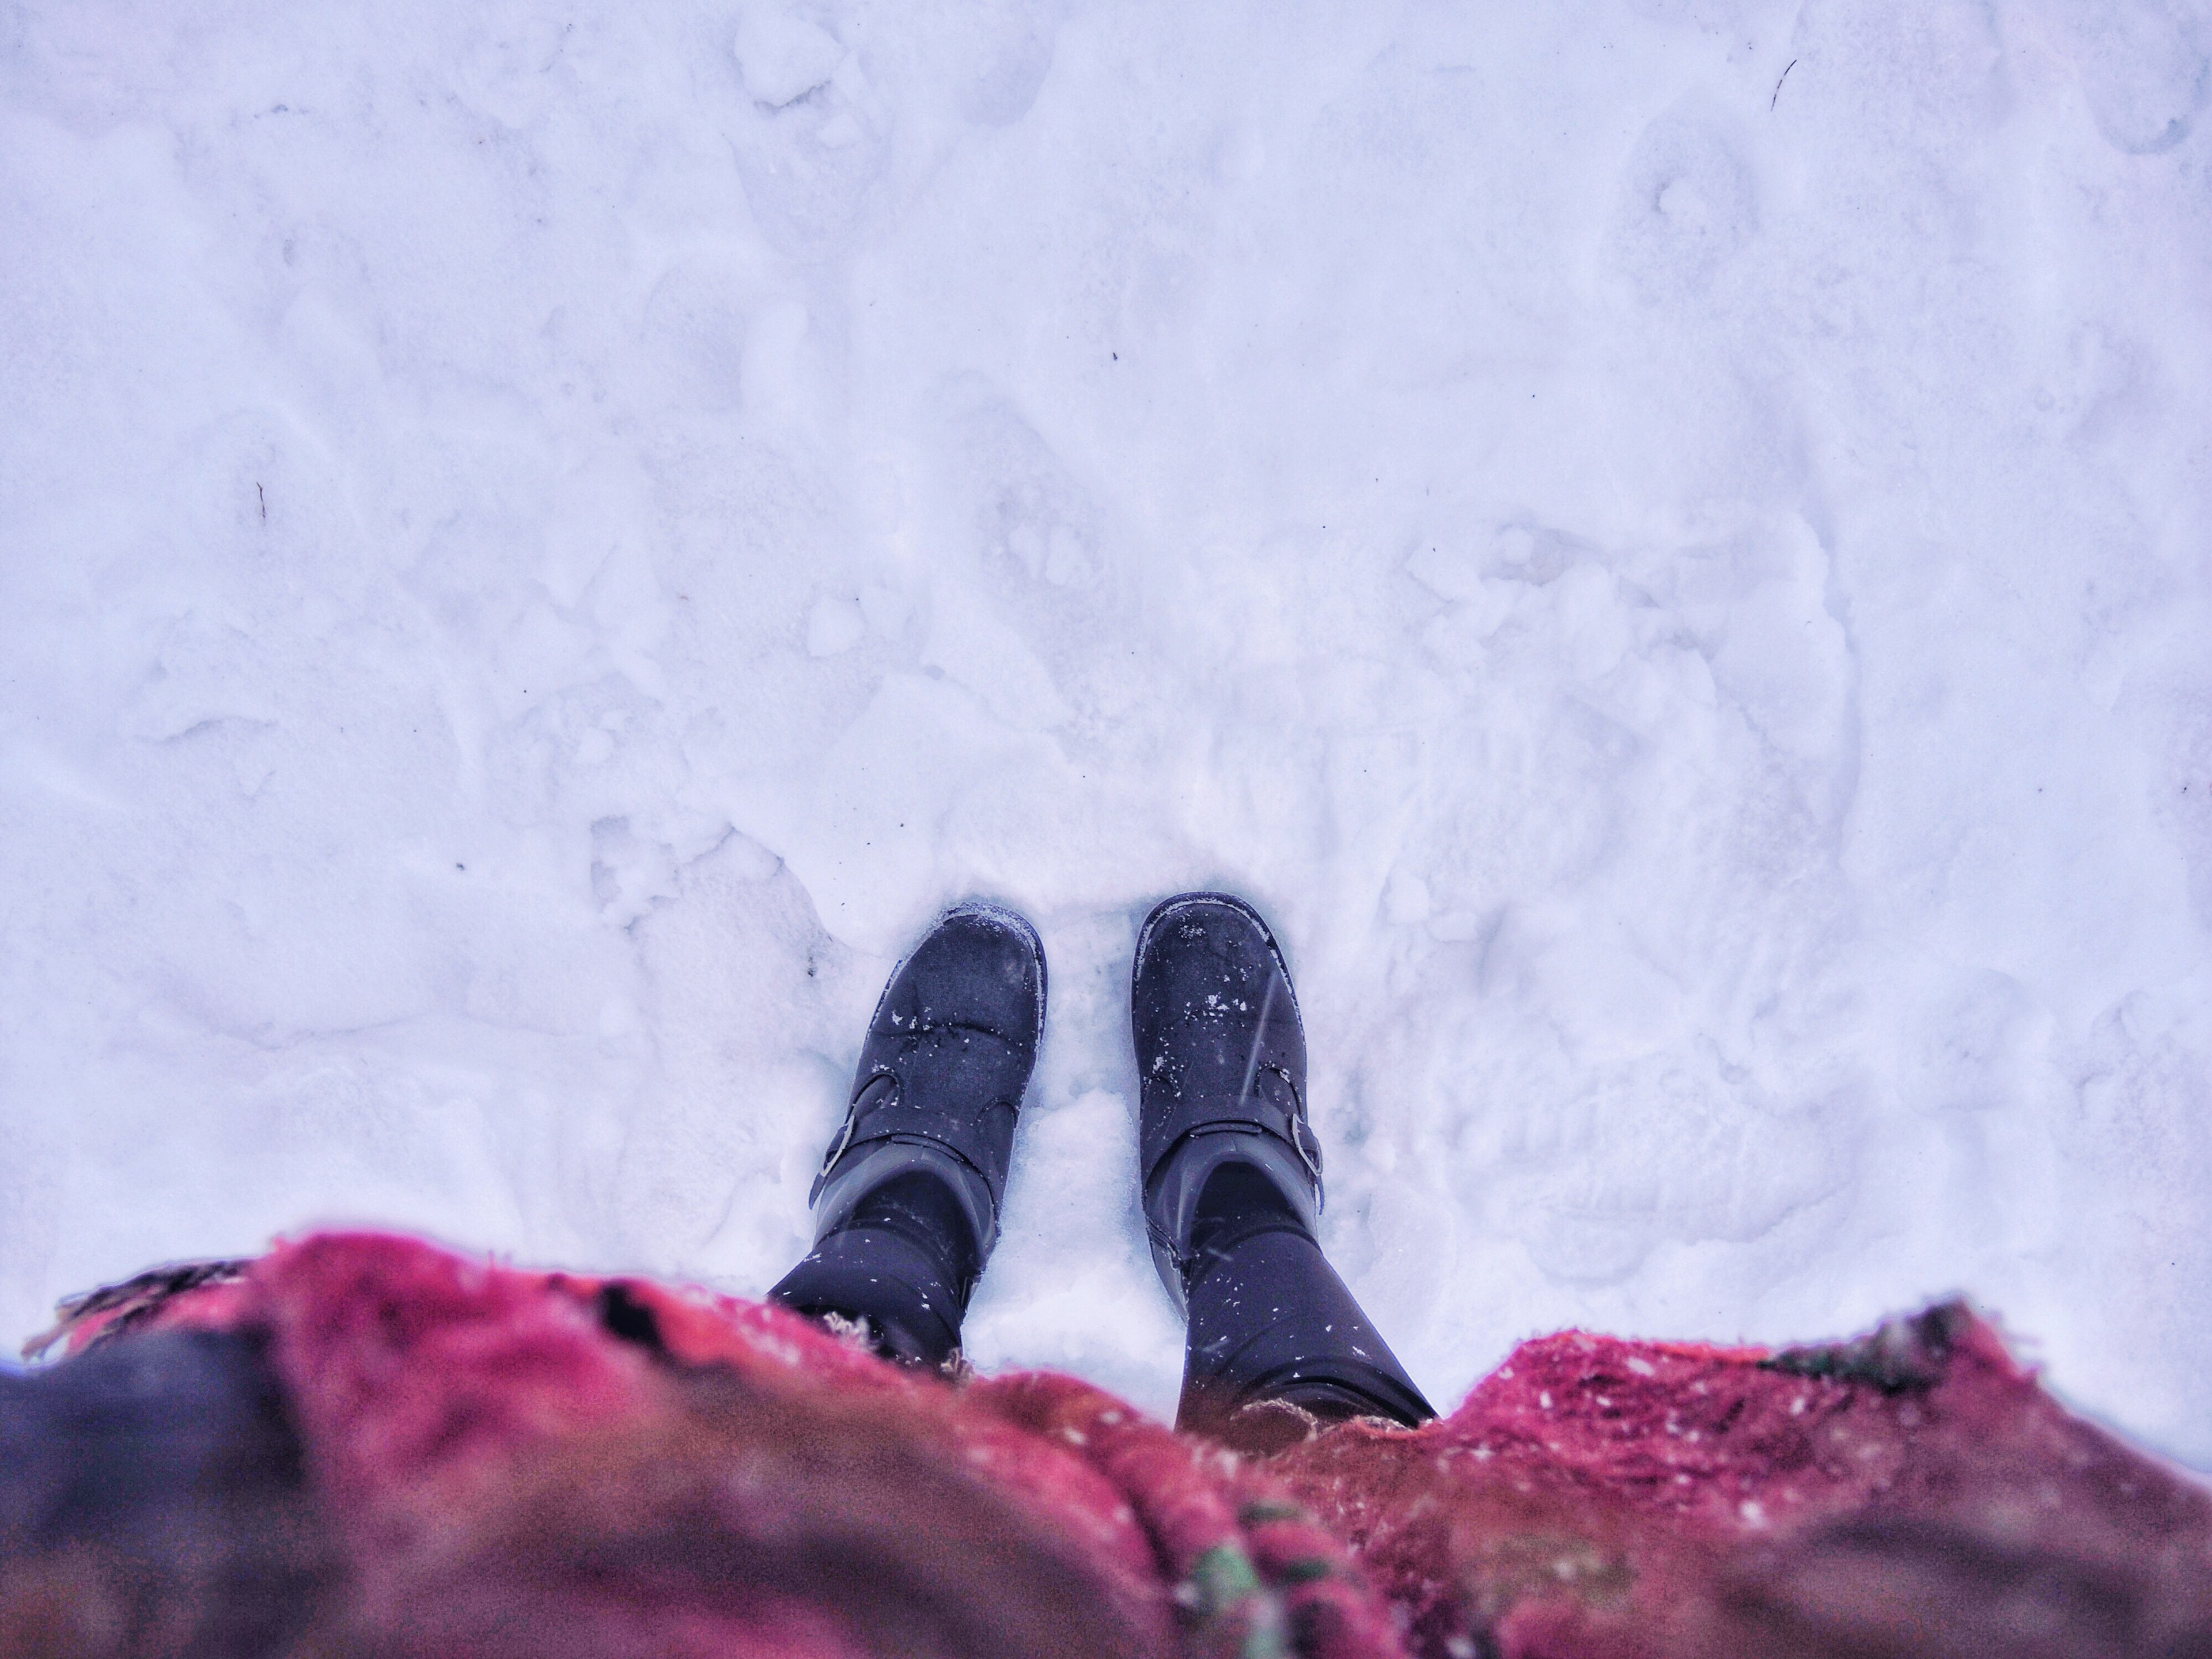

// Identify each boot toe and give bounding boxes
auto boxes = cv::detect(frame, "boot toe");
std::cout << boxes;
[879,902,1046,1049]
[1132,893,1298,1063]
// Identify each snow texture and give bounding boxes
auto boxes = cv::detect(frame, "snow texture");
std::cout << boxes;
[3,0,2210,1465]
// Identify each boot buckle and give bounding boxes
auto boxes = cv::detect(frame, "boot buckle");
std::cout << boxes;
[1290,1115,1324,1186]
[809,1113,858,1206]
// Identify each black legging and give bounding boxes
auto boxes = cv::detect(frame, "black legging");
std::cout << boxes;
[771,1161,1434,1435]
[770,1172,978,1368]
[1176,1161,1433,1434]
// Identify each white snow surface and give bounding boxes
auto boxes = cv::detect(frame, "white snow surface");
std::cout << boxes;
[5,0,2211,1465]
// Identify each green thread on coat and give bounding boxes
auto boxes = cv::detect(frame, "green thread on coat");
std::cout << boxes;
[1182,1543,1289,1659]
[1187,1541,1263,1613]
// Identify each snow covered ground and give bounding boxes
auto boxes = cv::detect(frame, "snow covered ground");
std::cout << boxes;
[5,0,2210,1466]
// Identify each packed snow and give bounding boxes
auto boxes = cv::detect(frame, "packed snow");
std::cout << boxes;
[4,0,2210,1467]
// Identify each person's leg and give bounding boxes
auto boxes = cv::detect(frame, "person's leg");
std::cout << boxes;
[1131,893,1434,1441]
[770,1171,977,1366]
[1179,1161,1433,1431]
[770,902,1044,1368]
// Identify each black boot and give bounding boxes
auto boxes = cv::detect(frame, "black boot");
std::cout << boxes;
[1133,892,1434,1439]
[771,902,1044,1368]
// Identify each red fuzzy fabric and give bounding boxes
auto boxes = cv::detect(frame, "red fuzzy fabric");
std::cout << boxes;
[56,1232,2212,1658]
